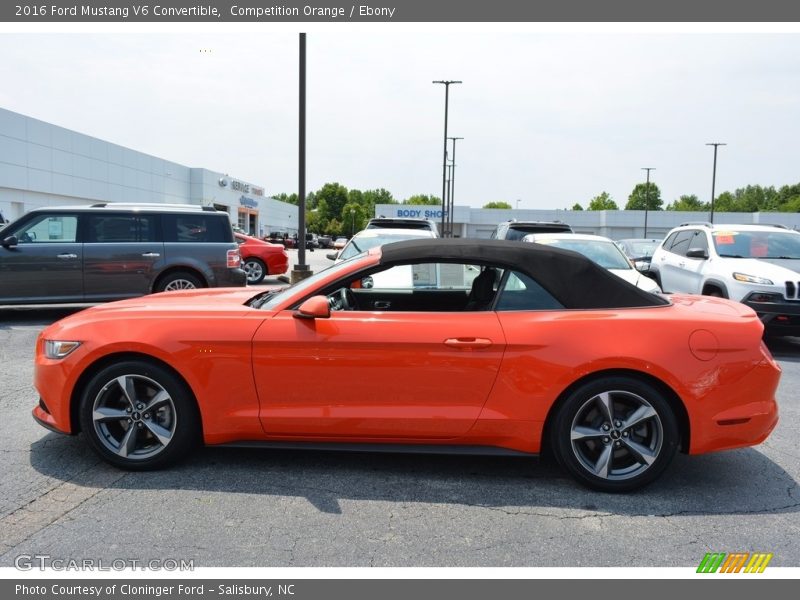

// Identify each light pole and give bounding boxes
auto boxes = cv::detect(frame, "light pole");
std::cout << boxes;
[448,136,463,238]
[433,80,461,237]
[516,199,521,210]
[350,208,355,237]
[291,32,310,283]
[641,167,655,238]
[706,143,726,224]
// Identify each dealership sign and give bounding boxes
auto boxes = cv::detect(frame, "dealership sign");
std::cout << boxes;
[394,208,444,219]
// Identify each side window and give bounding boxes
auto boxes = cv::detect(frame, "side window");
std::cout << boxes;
[87,215,156,243]
[668,230,695,257]
[364,263,481,292]
[661,232,678,250]
[14,214,78,243]
[163,214,229,243]
[495,271,564,311]
[689,230,709,253]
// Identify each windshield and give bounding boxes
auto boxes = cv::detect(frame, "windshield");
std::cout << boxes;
[538,239,632,270]
[339,232,430,260]
[713,230,800,259]
[257,255,365,310]
[627,241,660,257]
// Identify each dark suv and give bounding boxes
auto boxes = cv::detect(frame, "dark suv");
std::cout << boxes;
[491,220,573,240]
[0,203,246,305]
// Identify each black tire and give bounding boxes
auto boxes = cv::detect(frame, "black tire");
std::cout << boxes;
[243,257,266,284]
[155,271,203,293]
[551,376,679,493]
[78,361,201,470]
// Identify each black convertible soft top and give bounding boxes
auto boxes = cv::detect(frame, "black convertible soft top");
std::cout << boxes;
[379,238,668,309]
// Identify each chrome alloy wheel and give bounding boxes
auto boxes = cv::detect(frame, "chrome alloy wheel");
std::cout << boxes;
[92,374,177,460]
[569,390,663,481]
[243,259,264,283]
[163,278,197,291]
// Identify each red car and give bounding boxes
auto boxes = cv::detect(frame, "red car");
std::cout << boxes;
[32,239,780,492]
[235,233,288,284]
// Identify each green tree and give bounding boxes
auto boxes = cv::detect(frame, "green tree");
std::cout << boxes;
[625,182,663,211]
[314,183,349,223]
[403,194,441,206]
[587,192,618,211]
[777,183,800,212]
[571,203,584,211]
[666,194,709,211]
[326,218,344,237]
[482,201,513,209]
[341,202,366,236]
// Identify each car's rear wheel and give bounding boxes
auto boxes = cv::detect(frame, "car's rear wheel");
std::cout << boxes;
[156,271,203,292]
[243,258,266,284]
[551,376,679,492]
[78,361,200,470]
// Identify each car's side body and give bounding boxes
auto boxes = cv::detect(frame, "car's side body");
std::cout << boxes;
[1,204,246,304]
[32,239,780,491]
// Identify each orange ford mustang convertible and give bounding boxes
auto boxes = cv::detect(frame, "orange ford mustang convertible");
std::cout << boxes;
[33,239,780,492]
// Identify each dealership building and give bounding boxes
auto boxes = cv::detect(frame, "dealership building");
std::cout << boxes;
[374,203,800,240]
[0,107,298,235]
[3,107,797,241]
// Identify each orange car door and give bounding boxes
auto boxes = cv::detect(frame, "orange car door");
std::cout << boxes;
[252,310,506,439]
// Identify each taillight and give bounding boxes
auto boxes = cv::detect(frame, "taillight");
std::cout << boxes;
[227,249,241,268]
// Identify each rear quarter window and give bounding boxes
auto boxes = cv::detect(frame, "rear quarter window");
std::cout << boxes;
[162,214,233,243]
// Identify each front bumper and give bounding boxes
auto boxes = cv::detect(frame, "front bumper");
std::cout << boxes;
[742,292,800,334]
[32,401,71,435]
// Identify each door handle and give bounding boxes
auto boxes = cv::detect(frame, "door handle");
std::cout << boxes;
[373,301,391,310]
[141,252,161,258]
[57,253,78,259]
[444,337,493,350]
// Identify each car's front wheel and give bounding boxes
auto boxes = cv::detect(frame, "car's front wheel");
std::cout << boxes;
[243,257,266,284]
[78,361,200,470]
[551,376,679,492]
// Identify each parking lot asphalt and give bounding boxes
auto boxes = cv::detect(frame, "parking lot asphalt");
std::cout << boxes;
[0,266,798,568]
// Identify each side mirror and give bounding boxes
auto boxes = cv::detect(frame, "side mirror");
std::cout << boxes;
[293,295,331,320]
[2,235,18,248]
[326,252,338,261]
[686,248,708,259]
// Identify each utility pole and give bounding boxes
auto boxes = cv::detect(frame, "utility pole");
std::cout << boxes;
[641,167,655,238]
[706,143,726,224]
[433,80,461,237]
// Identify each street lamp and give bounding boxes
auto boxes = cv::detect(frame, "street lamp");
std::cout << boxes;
[706,143,726,224]
[447,136,463,238]
[641,167,655,238]
[350,208,355,237]
[433,80,461,237]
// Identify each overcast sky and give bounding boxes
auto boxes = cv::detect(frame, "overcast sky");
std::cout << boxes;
[1,31,799,209]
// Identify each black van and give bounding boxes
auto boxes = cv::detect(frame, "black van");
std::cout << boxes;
[0,203,246,305]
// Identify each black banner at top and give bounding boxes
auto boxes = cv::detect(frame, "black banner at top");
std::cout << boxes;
[3,0,800,23]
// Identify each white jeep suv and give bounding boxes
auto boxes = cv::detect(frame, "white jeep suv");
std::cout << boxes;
[650,222,800,335]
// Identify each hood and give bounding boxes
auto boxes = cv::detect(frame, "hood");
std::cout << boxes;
[757,257,800,275]
[59,288,263,322]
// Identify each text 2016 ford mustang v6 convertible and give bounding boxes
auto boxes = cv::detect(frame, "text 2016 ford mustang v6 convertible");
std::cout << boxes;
[32,239,780,492]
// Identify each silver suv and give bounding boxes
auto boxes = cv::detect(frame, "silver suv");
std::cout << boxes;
[0,203,246,305]
[650,222,800,335]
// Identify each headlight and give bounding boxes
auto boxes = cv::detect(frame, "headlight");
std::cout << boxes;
[44,340,81,359]
[733,272,773,285]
